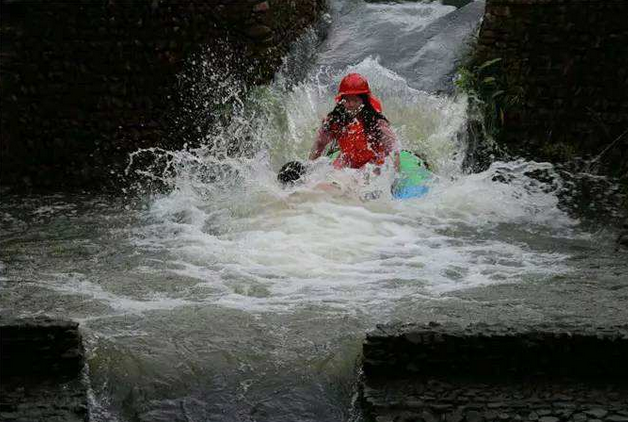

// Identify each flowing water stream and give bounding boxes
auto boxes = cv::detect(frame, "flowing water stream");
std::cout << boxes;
[1,1,627,421]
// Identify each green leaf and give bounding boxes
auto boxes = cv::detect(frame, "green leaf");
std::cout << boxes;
[477,58,502,71]
[482,77,496,84]
[491,90,505,98]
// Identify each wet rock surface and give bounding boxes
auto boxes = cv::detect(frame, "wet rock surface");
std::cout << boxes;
[363,378,628,422]
[0,1,325,191]
[475,0,628,175]
[1,317,84,377]
[0,377,88,422]
[618,219,628,248]
[471,0,628,229]
[361,322,628,422]
[0,316,87,422]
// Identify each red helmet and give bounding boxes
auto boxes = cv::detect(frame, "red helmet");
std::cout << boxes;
[335,73,382,113]
[337,73,371,97]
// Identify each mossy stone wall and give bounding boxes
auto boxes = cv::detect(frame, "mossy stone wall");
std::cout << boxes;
[0,0,324,190]
[475,0,628,174]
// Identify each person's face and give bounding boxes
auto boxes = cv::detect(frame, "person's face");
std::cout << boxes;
[341,95,364,113]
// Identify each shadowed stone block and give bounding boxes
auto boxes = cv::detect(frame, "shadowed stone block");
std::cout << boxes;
[474,0,628,177]
[360,322,628,422]
[1,317,84,377]
[0,0,326,190]
[0,316,87,422]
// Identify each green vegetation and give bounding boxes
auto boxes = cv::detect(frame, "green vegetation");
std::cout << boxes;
[455,57,524,142]
[539,142,578,163]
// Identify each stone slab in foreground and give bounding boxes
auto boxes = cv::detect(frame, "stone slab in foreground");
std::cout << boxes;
[361,322,628,422]
[0,316,88,422]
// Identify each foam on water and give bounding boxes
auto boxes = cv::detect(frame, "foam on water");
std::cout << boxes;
[0,3,579,318]
[121,56,577,314]
[1,4,624,421]
[0,260,6,283]
[3,57,577,318]
[36,272,194,316]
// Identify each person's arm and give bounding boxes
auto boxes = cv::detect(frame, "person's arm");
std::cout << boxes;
[309,124,334,160]
[377,119,400,170]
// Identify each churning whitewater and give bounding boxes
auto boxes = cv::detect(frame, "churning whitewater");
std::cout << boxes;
[6,2,625,422]
[125,52,576,315]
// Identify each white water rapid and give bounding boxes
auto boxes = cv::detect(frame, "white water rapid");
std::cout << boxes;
[1,1,627,421]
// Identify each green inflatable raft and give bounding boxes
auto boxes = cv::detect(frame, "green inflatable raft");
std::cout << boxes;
[327,149,432,199]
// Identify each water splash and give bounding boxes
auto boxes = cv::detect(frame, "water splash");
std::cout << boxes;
[119,50,578,314]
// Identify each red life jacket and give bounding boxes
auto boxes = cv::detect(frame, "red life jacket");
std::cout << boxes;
[329,118,385,169]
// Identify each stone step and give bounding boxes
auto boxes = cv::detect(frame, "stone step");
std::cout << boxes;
[360,322,628,422]
[0,316,88,422]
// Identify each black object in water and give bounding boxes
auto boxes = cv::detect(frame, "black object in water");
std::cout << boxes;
[278,161,306,185]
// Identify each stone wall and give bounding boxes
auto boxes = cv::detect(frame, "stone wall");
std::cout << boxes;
[361,322,628,422]
[0,316,87,422]
[474,0,628,174]
[0,0,325,190]
[1,317,84,376]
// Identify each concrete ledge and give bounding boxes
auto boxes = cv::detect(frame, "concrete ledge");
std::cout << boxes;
[361,322,628,422]
[0,316,88,422]
[364,322,628,381]
[1,317,84,377]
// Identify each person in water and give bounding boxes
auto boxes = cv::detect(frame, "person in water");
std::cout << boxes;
[309,73,399,171]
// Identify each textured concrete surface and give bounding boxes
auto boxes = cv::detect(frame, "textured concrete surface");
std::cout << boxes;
[0,316,88,422]
[361,322,628,422]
